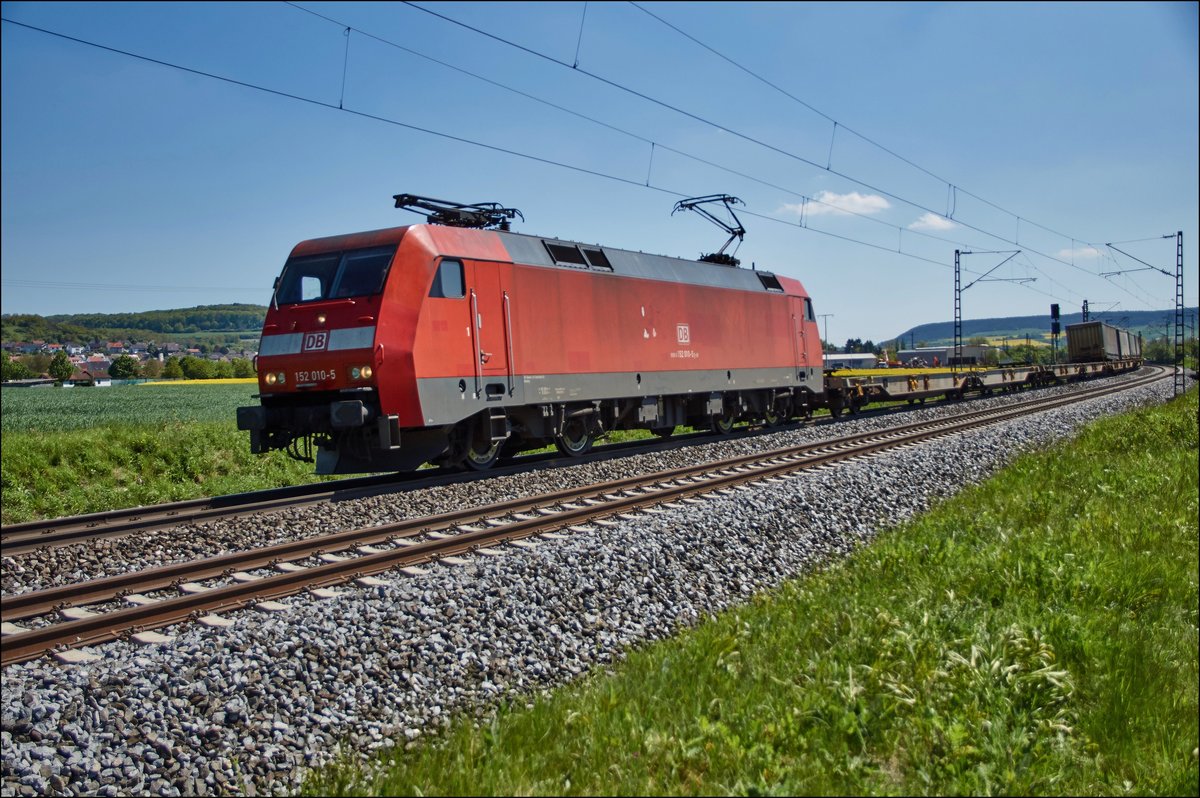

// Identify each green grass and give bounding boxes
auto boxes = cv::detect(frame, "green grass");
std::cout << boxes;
[1,383,328,523]
[305,388,1199,796]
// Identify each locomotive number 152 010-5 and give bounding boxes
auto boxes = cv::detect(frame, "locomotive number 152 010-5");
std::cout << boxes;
[295,369,336,383]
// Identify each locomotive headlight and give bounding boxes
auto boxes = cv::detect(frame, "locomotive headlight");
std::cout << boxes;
[361,365,373,379]
[351,365,373,380]
[265,372,277,385]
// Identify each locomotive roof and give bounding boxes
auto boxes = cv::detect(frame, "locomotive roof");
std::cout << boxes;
[297,224,798,296]
[493,229,792,295]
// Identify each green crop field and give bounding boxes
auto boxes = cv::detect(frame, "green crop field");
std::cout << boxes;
[0,382,258,433]
[0,381,331,523]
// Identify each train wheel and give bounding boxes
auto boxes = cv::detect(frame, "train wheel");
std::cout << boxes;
[653,426,675,439]
[462,439,502,470]
[711,413,735,434]
[762,406,783,427]
[555,418,594,457]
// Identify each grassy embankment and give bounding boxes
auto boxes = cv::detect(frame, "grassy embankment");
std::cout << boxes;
[0,382,328,524]
[307,388,1199,796]
[0,381,673,524]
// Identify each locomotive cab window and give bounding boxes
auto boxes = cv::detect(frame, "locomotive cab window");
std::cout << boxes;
[331,247,395,299]
[429,259,465,299]
[275,245,396,305]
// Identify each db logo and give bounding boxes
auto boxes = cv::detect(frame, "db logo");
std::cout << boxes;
[302,332,329,352]
[676,324,690,344]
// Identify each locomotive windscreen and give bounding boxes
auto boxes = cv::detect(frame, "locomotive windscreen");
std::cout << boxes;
[275,245,396,304]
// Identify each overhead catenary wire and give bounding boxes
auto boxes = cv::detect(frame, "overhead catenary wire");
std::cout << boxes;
[0,13,1156,312]
[626,2,1103,249]
[284,0,1114,298]
[0,14,1129,309]
[397,0,1122,287]
[282,2,998,256]
[628,3,1187,311]
[572,1,588,69]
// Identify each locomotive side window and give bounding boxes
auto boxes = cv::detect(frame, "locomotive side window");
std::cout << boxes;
[804,298,816,321]
[429,259,465,299]
[275,246,395,304]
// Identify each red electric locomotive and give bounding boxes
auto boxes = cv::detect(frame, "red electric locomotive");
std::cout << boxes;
[237,195,825,474]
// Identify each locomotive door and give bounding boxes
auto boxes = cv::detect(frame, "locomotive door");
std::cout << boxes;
[789,297,810,372]
[466,261,513,399]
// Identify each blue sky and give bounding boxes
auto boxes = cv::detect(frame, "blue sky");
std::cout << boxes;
[2,1,1196,344]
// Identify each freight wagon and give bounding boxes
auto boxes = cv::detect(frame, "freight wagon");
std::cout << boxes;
[1066,320,1141,362]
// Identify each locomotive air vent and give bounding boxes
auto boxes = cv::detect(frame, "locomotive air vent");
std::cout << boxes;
[580,247,612,270]
[545,242,587,267]
[756,272,784,292]
[543,241,613,271]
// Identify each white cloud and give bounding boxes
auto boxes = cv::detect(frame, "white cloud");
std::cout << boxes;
[908,212,957,232]
[780,191,891,218]
[1056,246,1102,260]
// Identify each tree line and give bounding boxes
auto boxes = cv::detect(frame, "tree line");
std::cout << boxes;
[2,351,256,382]
[1,304,267,343]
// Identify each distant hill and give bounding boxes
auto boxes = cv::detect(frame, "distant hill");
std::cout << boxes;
[892,308,1196,347]
[4,303,1193,351]
[1,304,268,345]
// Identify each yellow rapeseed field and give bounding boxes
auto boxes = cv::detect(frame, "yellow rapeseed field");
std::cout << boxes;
[139,378,258,386]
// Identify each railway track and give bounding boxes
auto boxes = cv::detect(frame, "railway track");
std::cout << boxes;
[0,427,742,555]
[0,366,1167,668]
[0,385,940,555]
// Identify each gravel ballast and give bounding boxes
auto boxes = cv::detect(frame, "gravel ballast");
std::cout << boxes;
[0,373,1183,796]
